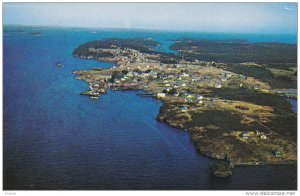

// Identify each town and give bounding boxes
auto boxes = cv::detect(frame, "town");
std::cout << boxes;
[73,38,297,177]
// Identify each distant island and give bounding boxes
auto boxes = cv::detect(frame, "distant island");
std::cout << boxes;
[72,38,297,174]
[31,32,43,36]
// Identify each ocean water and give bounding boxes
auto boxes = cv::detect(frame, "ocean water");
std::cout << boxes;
[287,99,297,113]
[3,26,297,190]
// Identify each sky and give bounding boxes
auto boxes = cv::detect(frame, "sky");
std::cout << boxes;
[3,3,298,34]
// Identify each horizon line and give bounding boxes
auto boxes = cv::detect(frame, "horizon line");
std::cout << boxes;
[3,24,298,36]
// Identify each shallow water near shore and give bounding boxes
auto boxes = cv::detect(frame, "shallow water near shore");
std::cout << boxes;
[3,26,297,190]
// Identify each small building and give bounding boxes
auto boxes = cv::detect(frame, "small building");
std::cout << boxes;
[185,98,193,103]
[215,84,222,88]
[126,72,133,77]
[186,94,194,99]
[253,85,260,90]
[260,135,267,140]
[240,131,251,139]
[272,150,283,158]
[197,95,204,100]
[180,106,188,112]
[240,133,248,139]
[157,93,166,99]
[239,74,246,80]
[240,130,256,140]
[181,73,190,77]
[221,78,227,82]
[161,75,168,80]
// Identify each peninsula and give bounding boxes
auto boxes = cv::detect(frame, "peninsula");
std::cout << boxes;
[72,38,297,169]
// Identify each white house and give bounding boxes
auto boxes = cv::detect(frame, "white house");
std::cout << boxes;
[157,93,166,99]
[181,73,190,77]
[260,135,267,140]
[215,84,222,88]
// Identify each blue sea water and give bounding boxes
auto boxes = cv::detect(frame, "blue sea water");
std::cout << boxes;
[3,26,297,190]
[287,99,297,113]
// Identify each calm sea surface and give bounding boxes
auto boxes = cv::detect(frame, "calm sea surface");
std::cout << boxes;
[3,26,297,190]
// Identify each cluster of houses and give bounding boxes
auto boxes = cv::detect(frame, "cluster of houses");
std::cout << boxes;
[184,94,204,104]
[156,92,204,105]
[86,46,255,107]
[115,47,151,64]
[113,69,159,84]
[84,50,253,105]
[240,131,285,158]
[93,46,152,66]
[105,46,250,93]
[87,43,258,101]
[239,130,267,140]
[84,82,108,99]
[107,62,242,106]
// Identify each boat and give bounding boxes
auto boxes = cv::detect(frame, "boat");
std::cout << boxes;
[56,63,64,67]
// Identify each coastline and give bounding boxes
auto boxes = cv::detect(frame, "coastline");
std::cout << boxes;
[72,38,297,169]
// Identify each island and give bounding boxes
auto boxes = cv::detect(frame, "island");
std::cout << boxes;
[72,38,297,172]
[31,32,43,36]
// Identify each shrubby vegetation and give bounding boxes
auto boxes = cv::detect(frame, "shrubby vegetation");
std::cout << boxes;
[225,64,297,89]
[170,39,297,68]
